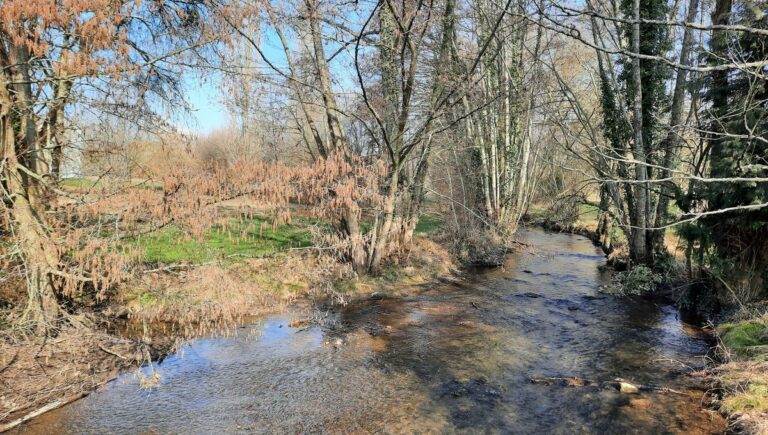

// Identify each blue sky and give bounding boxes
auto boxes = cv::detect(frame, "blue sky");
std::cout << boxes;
[185,75,229,135]
[180,9,368,136]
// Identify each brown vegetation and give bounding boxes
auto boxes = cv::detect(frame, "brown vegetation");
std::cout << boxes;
[1,0,767,430]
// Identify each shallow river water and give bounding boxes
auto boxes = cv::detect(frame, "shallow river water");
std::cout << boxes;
[18,228,724,434]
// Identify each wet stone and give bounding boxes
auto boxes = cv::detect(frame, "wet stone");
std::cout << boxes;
[439,377,502,403]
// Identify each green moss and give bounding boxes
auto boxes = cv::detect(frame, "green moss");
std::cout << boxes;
[720,321,768,358]
[133,216,313,264]
[722,381,768,413]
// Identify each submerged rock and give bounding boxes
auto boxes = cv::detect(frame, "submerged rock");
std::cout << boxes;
[629,398,652,409]
[619,382,640,394]
[439,377,502,403]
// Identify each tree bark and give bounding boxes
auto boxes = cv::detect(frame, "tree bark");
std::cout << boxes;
[630,0,650,265]
[306,0,349,156]
[652,0,701,257]
[0,65,60,332]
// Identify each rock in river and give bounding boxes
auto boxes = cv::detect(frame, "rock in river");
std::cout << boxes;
[619,382,640,394]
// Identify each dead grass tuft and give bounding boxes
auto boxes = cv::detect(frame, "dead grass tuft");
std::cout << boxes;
[118,254,319,339]
[710,313,768,434]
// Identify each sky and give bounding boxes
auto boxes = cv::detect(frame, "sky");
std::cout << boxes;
[179,9,367,136]
[185,75,229,135]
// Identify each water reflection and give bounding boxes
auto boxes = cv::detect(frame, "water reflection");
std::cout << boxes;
[17,228,723,434]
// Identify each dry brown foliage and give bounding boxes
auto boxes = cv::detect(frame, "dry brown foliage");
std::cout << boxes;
[1,151,386,317]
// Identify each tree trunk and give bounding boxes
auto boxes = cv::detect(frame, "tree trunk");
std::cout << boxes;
[1,46,61,333]
[368,170,400,272]
[707,0,732,186]
[652,0,701,258]
[306,0,349,156]
[630,0,650,265]
[1,97,60,333]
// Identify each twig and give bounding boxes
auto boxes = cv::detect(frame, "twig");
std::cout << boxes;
[0,351,18,374]
[142,262,215,274]
[98,344,129,360]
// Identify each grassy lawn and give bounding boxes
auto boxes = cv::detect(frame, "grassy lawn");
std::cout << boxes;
[577,203,600,224]
[415,214,443,234]
[133,214,444,264]
[61,177,99,190]
[61,177,162,191]
[134,216,314,264]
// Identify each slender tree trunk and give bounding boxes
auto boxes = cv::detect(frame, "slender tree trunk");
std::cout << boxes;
[707,0,732,183]
[630,0,650,265]
[264,2,328,158]
[369,170,399,272]
[652,0,701,257]
[398,0,457,246]
[306,0,349,156]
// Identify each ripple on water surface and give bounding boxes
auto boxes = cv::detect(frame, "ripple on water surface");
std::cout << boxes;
[17,228,725,434]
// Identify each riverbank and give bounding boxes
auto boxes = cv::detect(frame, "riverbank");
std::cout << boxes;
[0,229,460,431]
[524,207,768,434]
[9,228,727,434]
[708,313,768,434]
[0,215,753,433]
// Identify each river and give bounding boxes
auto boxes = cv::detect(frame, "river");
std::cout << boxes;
[16,228,724,434]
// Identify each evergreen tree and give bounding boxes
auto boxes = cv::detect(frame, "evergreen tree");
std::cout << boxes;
[681,0,768,299]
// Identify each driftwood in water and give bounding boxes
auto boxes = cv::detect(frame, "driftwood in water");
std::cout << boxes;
[0,374,119,432]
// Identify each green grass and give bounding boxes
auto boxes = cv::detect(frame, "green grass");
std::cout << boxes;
[524,205,547,221]
[134,216,313,264]
[720,321,768,358]
[722,380,768,414]
[577,203,600,223]
[61,177,162,191]
[132,212,444,264]
[61,177,99,189]
[415,214,443,234]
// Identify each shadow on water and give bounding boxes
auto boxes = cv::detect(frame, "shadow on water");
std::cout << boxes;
[17,228,725,434]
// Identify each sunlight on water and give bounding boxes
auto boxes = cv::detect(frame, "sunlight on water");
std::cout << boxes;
[19,228,724,434]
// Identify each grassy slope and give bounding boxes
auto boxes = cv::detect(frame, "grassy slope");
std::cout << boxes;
[133,213,444,265]
[117,213,450,335]
[717,318,768,420]
[133,217,314,263]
